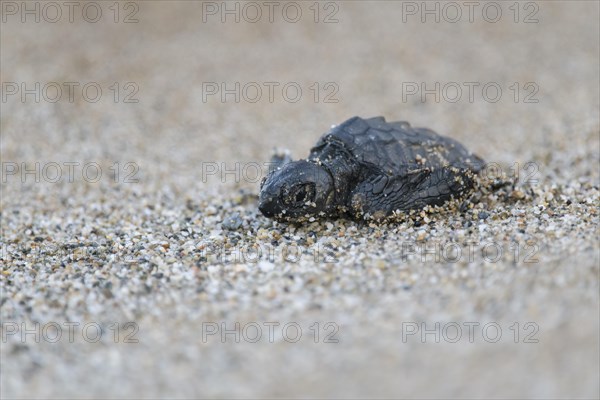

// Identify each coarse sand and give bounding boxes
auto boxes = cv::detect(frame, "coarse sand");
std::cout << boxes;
[1,1,599,398]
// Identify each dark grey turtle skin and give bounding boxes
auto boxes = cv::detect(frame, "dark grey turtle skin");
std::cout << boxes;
[259,116,485,221]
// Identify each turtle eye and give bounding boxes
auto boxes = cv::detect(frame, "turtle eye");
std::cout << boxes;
[282,183,315,208]
[295,190,306,203]
[293,184,315,206]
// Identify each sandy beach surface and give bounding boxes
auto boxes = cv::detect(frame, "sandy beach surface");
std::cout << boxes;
[1,1,599,398]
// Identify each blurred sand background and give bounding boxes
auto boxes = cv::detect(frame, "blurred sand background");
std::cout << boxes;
[1,1,599,398]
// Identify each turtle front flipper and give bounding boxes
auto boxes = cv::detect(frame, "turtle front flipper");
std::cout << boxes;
[350,166,478,219]
[266,148,293,174]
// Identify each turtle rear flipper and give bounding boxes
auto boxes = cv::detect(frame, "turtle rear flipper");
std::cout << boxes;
[350,166,477,219]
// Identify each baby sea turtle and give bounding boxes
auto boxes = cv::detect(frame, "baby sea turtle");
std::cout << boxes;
[259,116,485,221]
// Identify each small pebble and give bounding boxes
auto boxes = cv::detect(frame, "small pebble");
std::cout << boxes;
[222,213,243,230]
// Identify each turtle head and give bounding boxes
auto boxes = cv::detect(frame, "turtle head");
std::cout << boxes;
[259,160,334,220]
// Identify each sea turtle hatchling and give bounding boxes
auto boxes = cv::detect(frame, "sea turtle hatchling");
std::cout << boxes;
[259,116,485,221]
